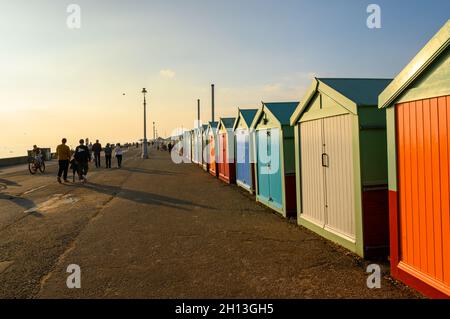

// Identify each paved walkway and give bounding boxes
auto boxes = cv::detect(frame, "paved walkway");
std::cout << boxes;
[0,148,419,298]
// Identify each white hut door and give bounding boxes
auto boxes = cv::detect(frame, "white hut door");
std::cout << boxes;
[300,119,326,226]
[322,114,356,241]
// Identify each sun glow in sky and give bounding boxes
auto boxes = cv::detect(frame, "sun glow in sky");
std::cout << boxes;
[0,0,449,158]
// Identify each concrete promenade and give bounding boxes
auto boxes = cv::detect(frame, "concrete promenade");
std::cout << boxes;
[0,147,419,298]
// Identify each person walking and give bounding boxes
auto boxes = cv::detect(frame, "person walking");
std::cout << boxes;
[115,143,123,168]
[88,142,93,156]
[56,138,71,183]
[104,143,112,168]
[92,139,102,168]
[74,139,91,183]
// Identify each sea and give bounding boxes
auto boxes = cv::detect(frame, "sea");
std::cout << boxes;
[0,145,30,159]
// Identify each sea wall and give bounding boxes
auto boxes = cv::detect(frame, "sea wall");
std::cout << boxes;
[0,156,29,167]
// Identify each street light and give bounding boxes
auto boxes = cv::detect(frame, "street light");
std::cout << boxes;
[142,88,149,159]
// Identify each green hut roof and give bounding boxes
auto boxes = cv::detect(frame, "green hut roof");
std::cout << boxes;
[264,102,300,125]
[220,117,236,129]
[379,20,450,108]
[290,78,392,125]
[208,121,218,129]
[240,109,258,127]
[318,78,392,106]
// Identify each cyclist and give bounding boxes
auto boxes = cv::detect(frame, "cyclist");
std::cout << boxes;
[32,145,44,165]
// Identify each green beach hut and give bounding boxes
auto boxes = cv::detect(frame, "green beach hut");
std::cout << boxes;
[290,78,392,258]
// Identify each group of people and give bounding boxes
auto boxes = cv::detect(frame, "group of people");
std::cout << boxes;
[55,138,124,184]
[90,140,123,169]
[151,141,173,153]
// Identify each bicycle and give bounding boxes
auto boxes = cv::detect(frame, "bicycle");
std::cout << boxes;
[28,156,45,174]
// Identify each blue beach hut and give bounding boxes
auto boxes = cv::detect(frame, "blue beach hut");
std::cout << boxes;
[233,108,258,193]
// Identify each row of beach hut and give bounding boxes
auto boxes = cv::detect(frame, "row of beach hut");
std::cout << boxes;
[176,21,450,298]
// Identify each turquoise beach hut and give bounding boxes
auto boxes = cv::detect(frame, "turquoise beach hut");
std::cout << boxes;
[250,102,299,218]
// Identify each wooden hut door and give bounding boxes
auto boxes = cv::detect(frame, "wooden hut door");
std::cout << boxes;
[268,128,283,208]
[217,134,223,174]
[322,114,356,241]
[243,133,251,187]
[196,133,201,163]
[199,133,203,163]
[210,134,216,171]
[188,135,192,161]
[236,130,250,186]
[396,97,450,294]
[256,129,271,201]
[222,134,228,176]
[300,114,355,241]
[203,133,209,164]
[193,133,197,163]
[300,119,326,225]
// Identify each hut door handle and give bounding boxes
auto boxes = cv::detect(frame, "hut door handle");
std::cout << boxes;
[322,153,329,167]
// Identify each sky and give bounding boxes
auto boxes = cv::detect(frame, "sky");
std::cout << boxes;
[0,0,449,157]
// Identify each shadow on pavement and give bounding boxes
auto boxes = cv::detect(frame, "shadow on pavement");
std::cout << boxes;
[80,182,214,211]
[121,167,178,176]
[0,193,43,217]
[0,178,21,187]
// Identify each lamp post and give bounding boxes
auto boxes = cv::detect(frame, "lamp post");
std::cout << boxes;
[142,88,149,159]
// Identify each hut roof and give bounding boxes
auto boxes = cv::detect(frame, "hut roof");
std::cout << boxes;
[290,78,392,125]
[264,102,299,125]
[240,109,258,126]
[379,20,450,108]
[220,117,236,129]
[319,78,392,107]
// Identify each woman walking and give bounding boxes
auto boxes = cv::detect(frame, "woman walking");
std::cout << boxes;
[115,143,123,168]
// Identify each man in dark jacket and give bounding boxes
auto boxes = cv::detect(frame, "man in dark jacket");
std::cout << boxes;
[104,143,112,168]
[74,139,91,183]
[92,140,102,168]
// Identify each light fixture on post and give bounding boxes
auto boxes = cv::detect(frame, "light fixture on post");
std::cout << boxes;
[263,113,269,125]
[142,88,149,159]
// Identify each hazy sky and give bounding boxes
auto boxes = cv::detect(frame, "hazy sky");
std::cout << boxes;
[0,0,449,156]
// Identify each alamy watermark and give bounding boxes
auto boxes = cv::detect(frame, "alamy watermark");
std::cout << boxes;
[366,264,381,289]
[66,264,81,289]
[169,124,280,175]
[67,4,81,29]
[367,4,381,29]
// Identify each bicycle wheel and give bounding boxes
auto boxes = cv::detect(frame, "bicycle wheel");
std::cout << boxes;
[39,162,46,173]
[29,162,37,175]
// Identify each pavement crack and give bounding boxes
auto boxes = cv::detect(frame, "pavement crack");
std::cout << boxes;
[34,164,137,298]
